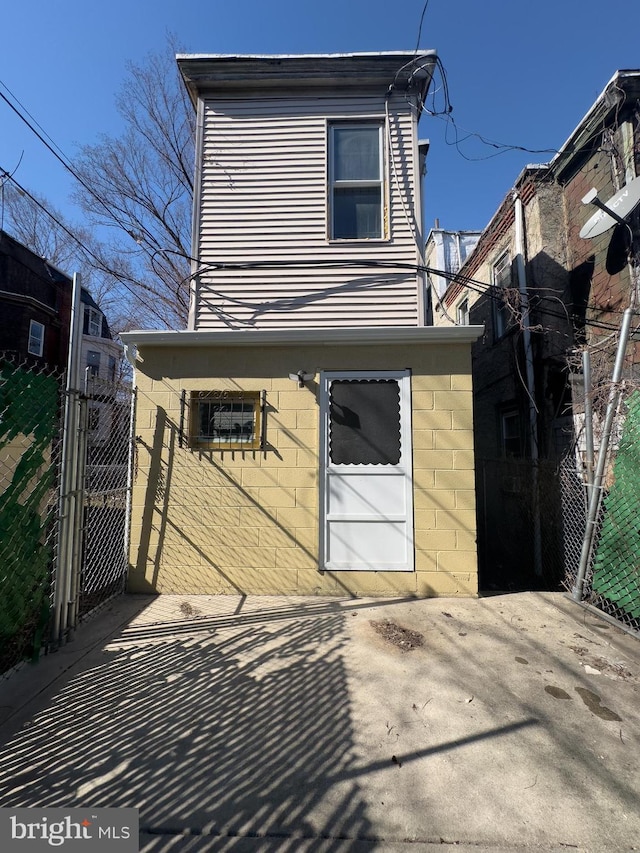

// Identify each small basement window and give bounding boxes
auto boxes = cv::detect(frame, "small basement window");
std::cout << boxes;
[190,391,262,450]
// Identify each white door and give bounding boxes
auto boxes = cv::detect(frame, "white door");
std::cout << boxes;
[320,370,414,571]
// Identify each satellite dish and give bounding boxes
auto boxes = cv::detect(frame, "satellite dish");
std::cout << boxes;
[579,176,640,239]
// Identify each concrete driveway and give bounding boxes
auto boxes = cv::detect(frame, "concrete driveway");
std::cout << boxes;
[0,592,638,852]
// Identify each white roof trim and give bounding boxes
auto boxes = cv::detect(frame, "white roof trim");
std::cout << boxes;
[120,326,484,349]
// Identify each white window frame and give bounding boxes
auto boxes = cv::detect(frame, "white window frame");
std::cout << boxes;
[328,121,385,241]
[27,320,45,357]
[493,250,512,338]
[85,306,102,337]
[456,296,470,326]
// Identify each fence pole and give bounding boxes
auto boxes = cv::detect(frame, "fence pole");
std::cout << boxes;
[53,273,83,647]
[123,387,137,593]
[583,349,595,504]
[572,307,633,602]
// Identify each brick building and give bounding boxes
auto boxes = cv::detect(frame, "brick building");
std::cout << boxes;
[0,230,72,369]
[433,70,640,590]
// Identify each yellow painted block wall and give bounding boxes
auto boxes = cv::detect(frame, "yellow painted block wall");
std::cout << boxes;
[128,341,478,597]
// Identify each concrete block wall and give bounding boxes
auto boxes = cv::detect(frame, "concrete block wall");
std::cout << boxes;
[128,341,478,597]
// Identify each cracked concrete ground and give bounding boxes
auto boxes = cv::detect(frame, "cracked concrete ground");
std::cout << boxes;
[0,592,638,851]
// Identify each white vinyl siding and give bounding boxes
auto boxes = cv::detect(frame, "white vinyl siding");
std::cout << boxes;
[194,92,421,330]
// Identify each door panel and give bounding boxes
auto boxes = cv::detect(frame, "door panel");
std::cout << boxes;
[320,370,413,572]
[327,472,406,517]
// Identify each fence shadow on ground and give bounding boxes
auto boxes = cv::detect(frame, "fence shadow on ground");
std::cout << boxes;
[0,593,637,851]
[0,598,377,850]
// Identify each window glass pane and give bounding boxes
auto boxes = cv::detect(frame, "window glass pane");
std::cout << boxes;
[87,350,101,376]
[333,186,382,239]
[329,379,401,465]
[28,321,44,356]
[501,411,522,457]
[333,126,380,181]
[198,399,256,444]
[84,307,102,336]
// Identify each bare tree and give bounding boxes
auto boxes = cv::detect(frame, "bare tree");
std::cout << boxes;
[0,180,147,333]
[72,35,195,329]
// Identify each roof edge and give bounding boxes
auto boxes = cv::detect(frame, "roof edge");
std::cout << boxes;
[121,325,483,350]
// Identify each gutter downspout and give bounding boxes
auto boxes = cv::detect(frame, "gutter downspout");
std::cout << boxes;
[514,192,542,577]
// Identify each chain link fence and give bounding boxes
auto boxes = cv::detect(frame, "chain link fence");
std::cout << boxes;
[562,388,640,634]
[79,376,134,617]
[0,354,134,676]
[0,356,64,674]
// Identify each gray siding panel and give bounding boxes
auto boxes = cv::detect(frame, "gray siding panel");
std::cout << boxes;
[195,92,422,330]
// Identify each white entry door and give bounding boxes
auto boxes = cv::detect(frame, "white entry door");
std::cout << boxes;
[320,370,414,571]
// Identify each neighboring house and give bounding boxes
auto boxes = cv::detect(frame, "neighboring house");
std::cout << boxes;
[0,230,72,370]
[79,289,124,449]
[0,229,123,452]
[433,69,640,590]
[121,51,483,598]
[424,228,481,326]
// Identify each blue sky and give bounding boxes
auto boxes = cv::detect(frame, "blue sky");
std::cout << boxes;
[1,0,639,244]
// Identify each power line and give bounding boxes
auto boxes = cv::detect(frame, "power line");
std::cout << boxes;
[413,0,432,53]
[424,57,559,161]
[0,82,160,253]
[0,169,173,327]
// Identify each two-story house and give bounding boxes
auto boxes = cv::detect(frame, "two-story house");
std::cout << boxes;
[121,51,483,598]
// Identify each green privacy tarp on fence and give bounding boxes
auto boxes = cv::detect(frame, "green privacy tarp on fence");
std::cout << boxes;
[591,390,640,620]
[0,362,59,667]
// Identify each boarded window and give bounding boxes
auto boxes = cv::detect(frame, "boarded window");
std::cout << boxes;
[329,379,401,465]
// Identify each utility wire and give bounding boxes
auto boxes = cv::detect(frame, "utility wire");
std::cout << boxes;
[413,0,431,53]
[0,168,172,327]
[0,84,160,253]
[161,249,627,334]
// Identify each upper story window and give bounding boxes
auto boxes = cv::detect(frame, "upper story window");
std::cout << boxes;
[329,122,384,240]
[28,320,45,357]
[456,297,469,326]
[84,306,102,337]
[493,250,513,339]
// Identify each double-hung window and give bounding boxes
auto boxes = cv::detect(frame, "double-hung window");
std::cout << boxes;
[28,320,44,357]
[329,123,384,240]
[84,306,102,337]
[456,297,470,326]
[493,250,513,338]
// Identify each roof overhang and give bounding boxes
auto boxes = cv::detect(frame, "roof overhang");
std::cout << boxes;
[121,325,483,358]
[177,50,437,107]
[550,70,640,182]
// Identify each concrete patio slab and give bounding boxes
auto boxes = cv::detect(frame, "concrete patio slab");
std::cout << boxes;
[0,592,637,851]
